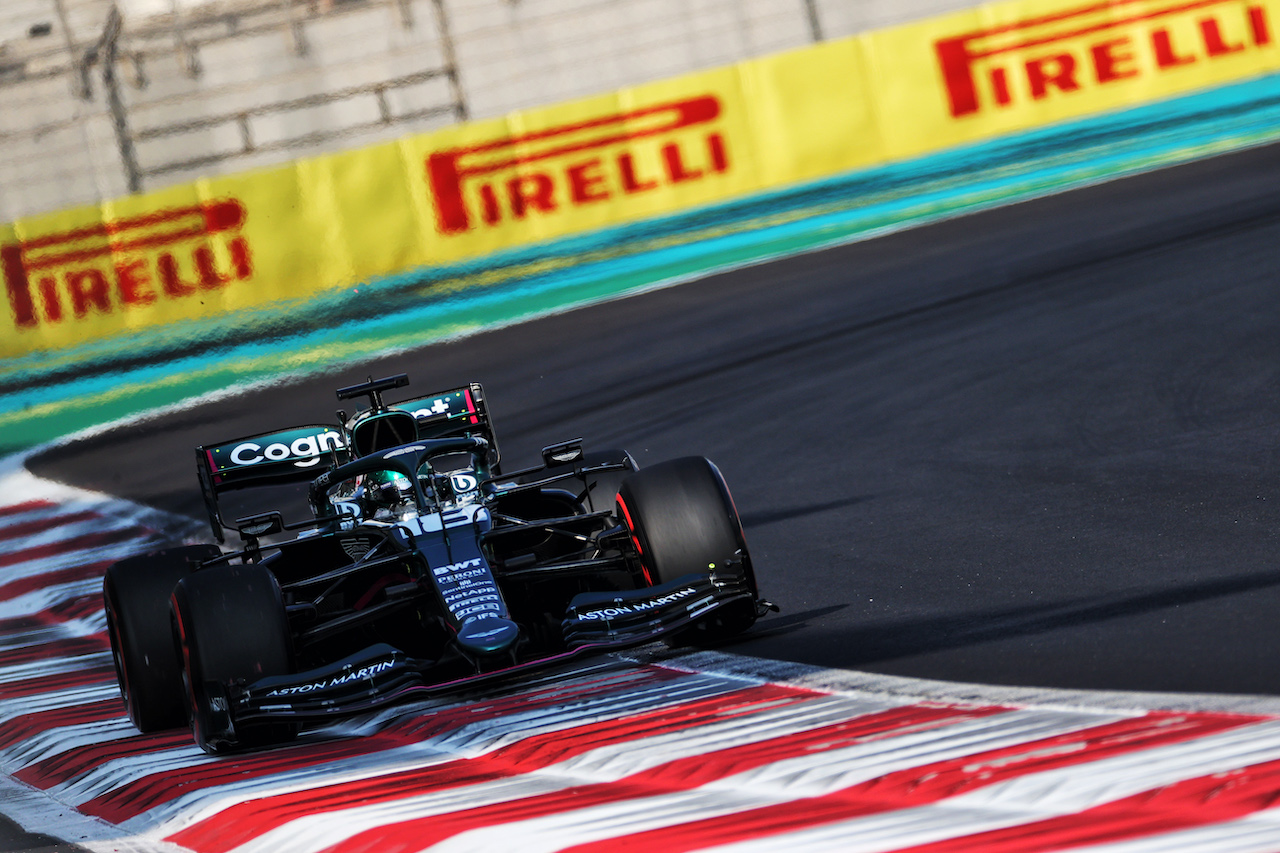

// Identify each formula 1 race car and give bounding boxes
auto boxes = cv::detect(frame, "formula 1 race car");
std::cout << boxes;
[104,375,772,753]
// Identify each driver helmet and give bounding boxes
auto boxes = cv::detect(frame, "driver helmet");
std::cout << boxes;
[361,469,414,514]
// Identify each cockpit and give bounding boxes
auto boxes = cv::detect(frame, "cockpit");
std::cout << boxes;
[320,376,496,526]
[319,440,493,528]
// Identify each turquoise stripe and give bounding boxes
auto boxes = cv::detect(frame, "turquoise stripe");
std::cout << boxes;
[6,71,1280,452]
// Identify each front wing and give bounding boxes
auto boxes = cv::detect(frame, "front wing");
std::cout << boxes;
[207,572,756,748]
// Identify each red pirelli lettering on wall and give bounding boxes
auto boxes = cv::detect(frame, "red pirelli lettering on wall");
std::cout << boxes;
[3,199,254,330]
[426,95,730,234]
[936,0,1272,118]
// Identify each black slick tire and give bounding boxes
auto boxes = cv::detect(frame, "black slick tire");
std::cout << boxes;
[616,456,758,642]
[103,544,221,732]
[170,563,294,753]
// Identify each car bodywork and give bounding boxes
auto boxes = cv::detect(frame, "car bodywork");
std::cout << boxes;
[111,375,772,752]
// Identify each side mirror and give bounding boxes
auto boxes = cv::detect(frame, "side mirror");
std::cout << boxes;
[235,511,284,559]
[541,438,584,467]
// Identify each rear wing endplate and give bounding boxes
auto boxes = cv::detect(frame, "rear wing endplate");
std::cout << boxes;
[196,424,348,542]
[386,383,500,467]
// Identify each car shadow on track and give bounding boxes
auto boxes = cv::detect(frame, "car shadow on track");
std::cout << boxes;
[730,605,851,643]
[723,566,1280,691]
[827,567,1280,666]
[739,495,873,528]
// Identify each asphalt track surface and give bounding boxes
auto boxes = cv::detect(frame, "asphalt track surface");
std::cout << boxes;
[30,140,1280,698]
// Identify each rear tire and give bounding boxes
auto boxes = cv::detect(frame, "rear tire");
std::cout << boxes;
[103,544,221,732]
[616,457,758,642]
[171,563,295,753]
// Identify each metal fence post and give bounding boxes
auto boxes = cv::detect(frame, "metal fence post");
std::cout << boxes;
[430,0,468,122]
[82,7,143,194]
[802,0,824,42]
[281,0,309,56]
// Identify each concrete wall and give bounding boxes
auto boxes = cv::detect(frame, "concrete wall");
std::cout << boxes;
[0,0,981,221]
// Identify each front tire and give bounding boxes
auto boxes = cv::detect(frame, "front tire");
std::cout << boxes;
[616,457,758,642]
[171,563,294,753]
[104,544,221,732]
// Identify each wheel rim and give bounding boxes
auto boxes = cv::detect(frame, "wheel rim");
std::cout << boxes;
[615,494,654,586]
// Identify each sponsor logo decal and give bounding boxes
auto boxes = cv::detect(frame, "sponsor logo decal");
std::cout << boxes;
[221,430,346,470]
[399,396,454,419]
[433,557,484,577]
[443,590,499,605]
[426,95,730,234]
[457,602,503,617]
[4,199,253,330]
[464,622,512,640]
[264,659,395,697]
[577,586,700,620]
[392,389,480,425]
[430,555,509,627]
[935,0,1272,118]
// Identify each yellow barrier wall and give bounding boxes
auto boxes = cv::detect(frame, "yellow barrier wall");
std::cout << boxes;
[4,0,1277,358]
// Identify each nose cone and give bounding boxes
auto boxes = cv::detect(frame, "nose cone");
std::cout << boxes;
[457,615,520,655]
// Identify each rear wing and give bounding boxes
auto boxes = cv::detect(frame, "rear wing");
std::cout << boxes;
[196,424,349,542]
[384,383,501,467]
[194,382,499,542]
